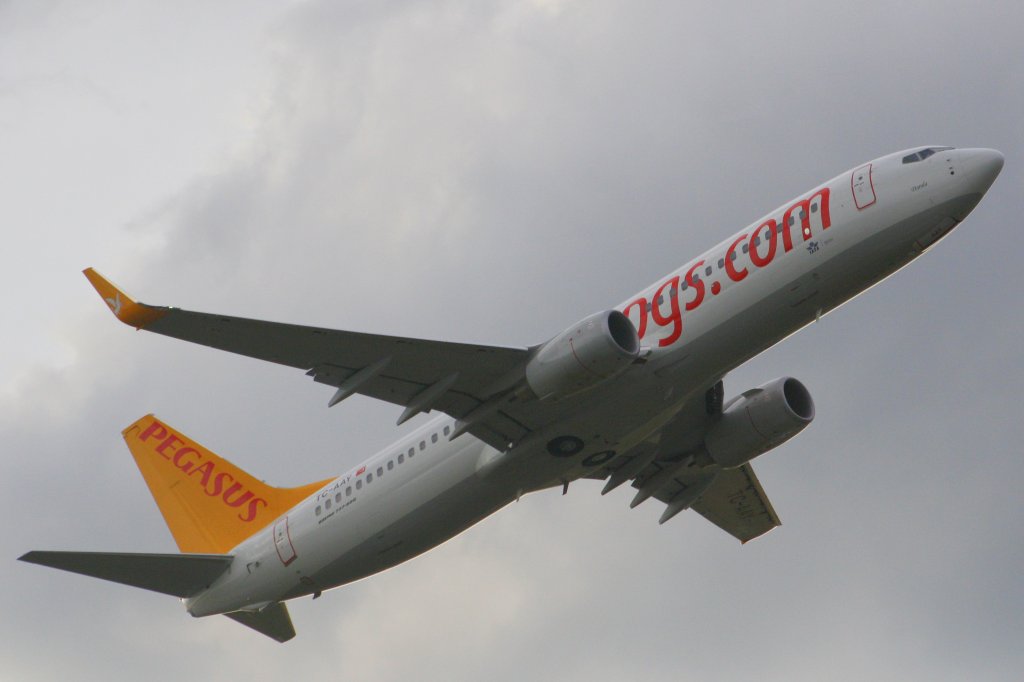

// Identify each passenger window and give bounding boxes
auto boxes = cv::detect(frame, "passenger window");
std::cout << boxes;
[669,288,677,298]
[680,280,688,291]
[367,473,373,483]
[387,461,394,471]
[419,441,426,451]
[729,251,737,260]
[717,258,725,269]
[335,492,342,503]
[443,425,450,436]
[704,266,712,277]
[431,433,438,444]
[398,454,405,464]
[346,486,352,496]
[377,466,384,477]
[325,498,332,510]
[315,505,322,516]
[409,447,415,458]
[741,244,748,254]
[811,204,818,213]
[356,480,362,490]
[753,235,760,246]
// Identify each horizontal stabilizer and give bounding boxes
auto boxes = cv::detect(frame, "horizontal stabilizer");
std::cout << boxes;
[19,551,233,598]
[225,602,296,643]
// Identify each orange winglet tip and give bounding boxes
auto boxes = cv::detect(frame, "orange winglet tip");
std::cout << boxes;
[83,268,168,329]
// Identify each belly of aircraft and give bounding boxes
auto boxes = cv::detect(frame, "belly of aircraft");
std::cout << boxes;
[284,476,516,599]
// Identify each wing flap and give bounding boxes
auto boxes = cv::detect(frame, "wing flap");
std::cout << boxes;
[690,464,781,543]
[19,551,233,598]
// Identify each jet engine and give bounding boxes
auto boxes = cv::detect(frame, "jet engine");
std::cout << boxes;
[704,377,814,469]
[525,310,641,401]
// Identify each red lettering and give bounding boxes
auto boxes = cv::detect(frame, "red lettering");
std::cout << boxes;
[725,235,749,282]
[810,187,831,229]
[155,434,184,459]
[188,460,216,490]
[780,212,795,252]
[208,471,232,497]
[136,420,269,524]
[622,297,649,339]
[683,260,706,312]
[240,497,268,522]
[650,277,682,347]
[749,220,778,268]
[617,184,834,349]
[139,421,168,442]
[221,482,254,509]
[781,187,831,252]
[172,447,200,474]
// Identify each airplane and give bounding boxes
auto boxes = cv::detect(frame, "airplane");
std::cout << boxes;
[20,146,1003,642]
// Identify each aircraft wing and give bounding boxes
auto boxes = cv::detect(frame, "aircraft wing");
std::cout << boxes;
[656,464,780,543]
[84,269,532,450]
[586,388,781,543]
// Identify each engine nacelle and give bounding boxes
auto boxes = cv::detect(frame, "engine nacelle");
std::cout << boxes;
[525,310,640,401]
[704,377,814,469]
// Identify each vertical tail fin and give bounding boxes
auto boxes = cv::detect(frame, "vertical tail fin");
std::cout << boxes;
[123,415,332,554]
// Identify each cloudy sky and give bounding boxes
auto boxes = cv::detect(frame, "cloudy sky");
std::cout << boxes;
[3,1,1022,680]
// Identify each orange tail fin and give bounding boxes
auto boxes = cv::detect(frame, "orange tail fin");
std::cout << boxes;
[123,415,331,554]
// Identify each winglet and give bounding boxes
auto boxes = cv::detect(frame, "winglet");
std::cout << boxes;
[83,268,168,329]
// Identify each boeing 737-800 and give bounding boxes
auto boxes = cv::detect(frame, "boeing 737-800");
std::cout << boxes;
[21,146,1003,642]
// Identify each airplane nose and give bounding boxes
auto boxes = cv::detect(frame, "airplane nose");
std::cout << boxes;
[962,148,1004,194]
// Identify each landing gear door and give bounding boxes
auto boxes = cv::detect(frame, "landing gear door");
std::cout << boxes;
[273,517,298,567]
[851,163,876,210]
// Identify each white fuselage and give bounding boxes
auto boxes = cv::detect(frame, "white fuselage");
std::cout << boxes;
[186,147,1002,618]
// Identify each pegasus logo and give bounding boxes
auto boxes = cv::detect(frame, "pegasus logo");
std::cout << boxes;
[105,293,122,316]
[137,420,268,523]
[623,187,832,349]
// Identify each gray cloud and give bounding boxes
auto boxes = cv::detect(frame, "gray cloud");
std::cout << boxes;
[3,1,1022,680]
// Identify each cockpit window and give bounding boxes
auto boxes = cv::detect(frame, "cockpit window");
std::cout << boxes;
[902,146,954,164]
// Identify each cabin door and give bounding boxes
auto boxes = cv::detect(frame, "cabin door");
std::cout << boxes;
[273,517,298,567]
[851,163,876,209]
